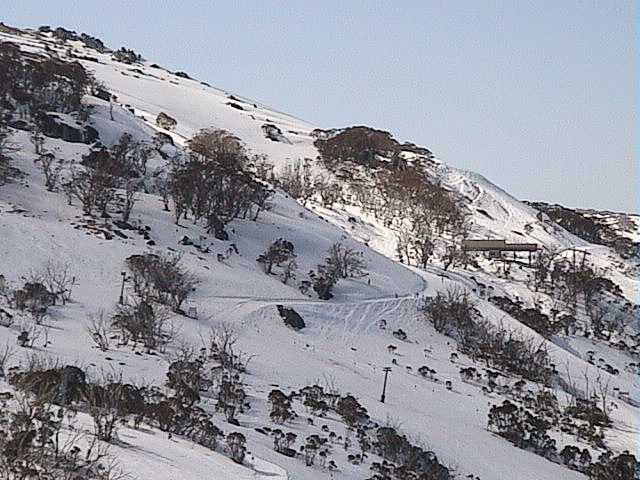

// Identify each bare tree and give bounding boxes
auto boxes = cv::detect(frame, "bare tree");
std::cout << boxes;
[40,260,76,305]
[325,243,367,279]
[169,142,269,235]
[112,297,174,353]
[87,310,111,352]
[595,373,611,418]
[64,166,108,215]
[282,259,298,285]
[126,252,197,312]
[187,127,245,158]
[29,123,45,155]
[277,159,315,205]
[256,239,296,275]
[37,152,63,191]
[252,155,274,182]
[83,375,126,442]
[586,300,613,338]
[226,432,247,463]
[0,342,15,378]
[120,179,139,223]
[153,173,171,211]
[533,248,555,292]
[315,174,342,208]
[0,123,17,183]
[203,322,252,374]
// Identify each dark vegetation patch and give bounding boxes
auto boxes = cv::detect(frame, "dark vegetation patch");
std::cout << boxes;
[529,202,640,260]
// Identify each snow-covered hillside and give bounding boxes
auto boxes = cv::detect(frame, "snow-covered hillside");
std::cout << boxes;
[0,25,638,480]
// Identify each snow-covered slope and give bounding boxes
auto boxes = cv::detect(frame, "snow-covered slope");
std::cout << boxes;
[2,27,617,256]
[0,25,638,480]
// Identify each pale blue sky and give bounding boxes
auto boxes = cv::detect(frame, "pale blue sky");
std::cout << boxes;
[3,1,637,212]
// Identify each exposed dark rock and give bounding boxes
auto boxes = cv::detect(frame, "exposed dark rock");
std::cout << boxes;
[39,113,99,144]
[528,201,640,260]
[276,305,306,330]
[8,119,30,131]
[262,123,291,144]
[156,111,177,131]
[92,86,111,101]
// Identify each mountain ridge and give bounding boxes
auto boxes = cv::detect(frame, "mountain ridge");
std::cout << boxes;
[0,23,638,480]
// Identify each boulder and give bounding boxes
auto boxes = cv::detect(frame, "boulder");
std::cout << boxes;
[156,112,177,131]
[276,305,305,330]
[262,123,291,144]
[39,113,98,144]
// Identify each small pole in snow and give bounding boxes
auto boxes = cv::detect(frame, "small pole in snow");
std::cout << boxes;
[118,271,127,305]
[380,367,392,403]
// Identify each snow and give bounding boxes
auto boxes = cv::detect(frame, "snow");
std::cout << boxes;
[0,26,638,480]
[111,426,289,480]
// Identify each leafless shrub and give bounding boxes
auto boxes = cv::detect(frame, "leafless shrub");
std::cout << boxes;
[126,252,197,312]
[13,279,54,321]
[0,358,127,478]
[37,152,63,191]
[0,124,17,184]
[83,373,127,442]
[422,288,553,383]
[325,242,367,279]
[202,322,253,375]
[17,320,44,348]
[0,342,15,378]
[276,158,315,205]
[187,127,244,158]
[172,337,198,363]
[112,297,174,353]
[39,260,77,305]
[120,179,139,223]
[22,351,60,374]
[87,310,112,352]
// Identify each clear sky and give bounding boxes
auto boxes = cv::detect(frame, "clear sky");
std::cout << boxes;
[3,1,637,212]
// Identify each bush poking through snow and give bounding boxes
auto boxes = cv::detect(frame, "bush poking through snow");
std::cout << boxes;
[268,389,296,424]
[0,123,17,183]
[421,288,553,383]
[226,432,247,464]
[126,252,197,313]
[0,386,126,479]
[36,152,62,191]
[87,310,112,352]
[169,128,272,235]
[325,243,367,279]
[112,46,142,64]
[257,239,297,283]
[112,297,173,353]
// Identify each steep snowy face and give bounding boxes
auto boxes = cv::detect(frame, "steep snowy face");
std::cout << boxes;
[0,26,626,258]
[93,60,590,254]
[436,165,587,249]
[0,27,583,253]
[0,25,639,480]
